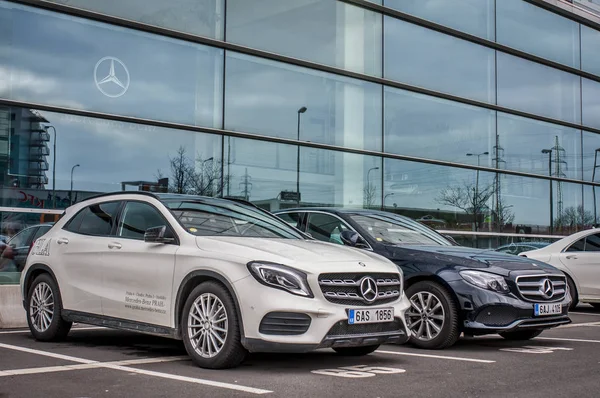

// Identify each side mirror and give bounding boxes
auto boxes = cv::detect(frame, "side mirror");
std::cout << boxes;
[144,226,174,244]
[340,230,361,247]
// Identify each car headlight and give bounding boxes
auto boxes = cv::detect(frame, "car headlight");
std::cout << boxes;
[247,261,314,298]
[459,270,509,294]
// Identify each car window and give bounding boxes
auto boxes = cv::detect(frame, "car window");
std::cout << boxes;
[566,238,586,252]
[8,227,36,248]
[307,213,351,245]
[118,202,172,240]
[65,201,121,236]
[32,225,51,242]
[276,212,303,229]
[585,233,600,252]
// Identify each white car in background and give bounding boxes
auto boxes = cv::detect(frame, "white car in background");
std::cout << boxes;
[20,192,411,369]
[520,228,600,311]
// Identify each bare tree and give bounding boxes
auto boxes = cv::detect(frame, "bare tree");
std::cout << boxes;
[555,205,593,229]
[363,182,377,208]
[436,181,495,231]
[494,201,515,230]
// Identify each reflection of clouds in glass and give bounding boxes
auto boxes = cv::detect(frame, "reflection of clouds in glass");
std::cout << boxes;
[0,66,58,95]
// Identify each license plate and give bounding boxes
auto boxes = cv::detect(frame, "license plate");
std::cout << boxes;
[348,308,394,324]
[534,303,562,316]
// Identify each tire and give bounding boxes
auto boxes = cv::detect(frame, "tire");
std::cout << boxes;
[404,281,460,350]
[566,276,578,311]
[26,273,72,341]
[333,345,380,356]
[499,329,543,341]
[181,281,247,369]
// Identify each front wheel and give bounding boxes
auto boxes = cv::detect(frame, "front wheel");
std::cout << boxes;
[567,277,578,311]
[499,330,543,341]
[404,281,460,350]
[26,273,72,341]
[181,281,247,369]
[333,345,379,356]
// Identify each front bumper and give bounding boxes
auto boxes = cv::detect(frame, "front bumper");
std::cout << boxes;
[448,279,572,334]
[234,275,411,353]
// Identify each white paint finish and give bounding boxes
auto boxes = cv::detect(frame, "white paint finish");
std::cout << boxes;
[376,350,496,363]
[0,285,27,329]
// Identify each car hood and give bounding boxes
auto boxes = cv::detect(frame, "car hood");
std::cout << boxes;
[385,245,559,276]
[196,237,398,274]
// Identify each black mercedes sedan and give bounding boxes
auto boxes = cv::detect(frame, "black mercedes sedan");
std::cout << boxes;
[274,208,572,350]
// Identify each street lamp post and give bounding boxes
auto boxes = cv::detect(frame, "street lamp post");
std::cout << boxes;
[466,152,489,231]
[542,149,554,234]
[383,192,394,210]
[70,164,80,204]
[297,106,307,205]
[366,166,380,209]
[46,125,57,208]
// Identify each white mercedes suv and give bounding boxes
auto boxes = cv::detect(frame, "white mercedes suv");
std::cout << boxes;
[20,192,411,369]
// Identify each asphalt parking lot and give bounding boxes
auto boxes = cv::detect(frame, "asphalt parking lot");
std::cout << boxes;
[1,306,599,398]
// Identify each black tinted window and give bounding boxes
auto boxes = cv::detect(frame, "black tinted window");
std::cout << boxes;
[118,202,169,240]
[585,234,600,252]
[9,227,35,248]
[567,238,586,252]
[307,213,350,244]
[277,212,303,229]
[66,202,120,236]
[32,225,51,241]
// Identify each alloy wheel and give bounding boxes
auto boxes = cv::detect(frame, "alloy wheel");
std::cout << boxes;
[406,291,445,341]
[30,282,54,333]
[187,293,228,358]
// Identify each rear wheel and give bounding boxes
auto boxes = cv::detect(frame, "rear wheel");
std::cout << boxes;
[499,330,543,341]
[404,281,460,350]
[26,273,72,341]
[181,281,247,369]
[566,276,578,311]
[333,345,379,356]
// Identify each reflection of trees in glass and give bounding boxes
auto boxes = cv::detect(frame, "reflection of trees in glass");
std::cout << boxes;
[435,181,495,231]
[157,146,229,197]
[363,182,377,208]
[555,206,593,229]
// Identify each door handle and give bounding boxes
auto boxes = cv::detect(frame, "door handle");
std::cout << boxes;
[57,238,69,245]
[108,242,122,249]
[566,255,577,260]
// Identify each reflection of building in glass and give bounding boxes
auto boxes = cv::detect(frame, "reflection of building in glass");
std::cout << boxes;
[0,108,50,190]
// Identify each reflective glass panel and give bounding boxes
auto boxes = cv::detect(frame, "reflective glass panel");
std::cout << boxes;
[0,106,222,211]
[496,0,580,68]
[582,131,600,182]
[584,185,600,227]
[227,0,382,76]
[0,2,223,128]
[383,0,495,40]
[554,182,584,235]
[44,0,224,40]
[581,25,600,77]
[225,53,382,151]
[582,78,600,130]
[384,87,495,165]
[384,16,495,103]
[497,52,581,124]
[497,113,582,180]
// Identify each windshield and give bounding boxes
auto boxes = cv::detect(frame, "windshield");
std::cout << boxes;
[349,213,452,246]
[163,199,304,239]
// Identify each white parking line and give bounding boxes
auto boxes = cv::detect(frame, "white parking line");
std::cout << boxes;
[536,337,600,344]
[570,311,600,316]
[376,350,495,363]
[558,321,600,328]
[0,356,189,377]
[0,343,272,395]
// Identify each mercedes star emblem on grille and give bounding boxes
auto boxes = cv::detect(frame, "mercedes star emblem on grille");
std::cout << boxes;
[360,276,378,302]
[541,278,555,299]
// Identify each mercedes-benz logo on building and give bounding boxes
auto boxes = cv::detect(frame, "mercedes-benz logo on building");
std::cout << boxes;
[94,56,130,98]
[541,278,555,299]
[360,276,378,303]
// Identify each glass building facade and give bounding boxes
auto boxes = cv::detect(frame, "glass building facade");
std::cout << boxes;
[2,0,600,283]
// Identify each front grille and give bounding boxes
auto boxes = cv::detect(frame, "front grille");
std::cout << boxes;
[515,274,567,302]
[318,272,402,306]
[325,317,404,337]
[259,312,311,335]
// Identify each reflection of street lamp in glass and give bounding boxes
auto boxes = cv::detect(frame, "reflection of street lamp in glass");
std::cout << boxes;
[296,106,307,205]
[70,164,80,204]
[46,125,57,208]
[383,192,395,210]
[466,151,489,196]
[367,166,379,182]
[542,148,554,234]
